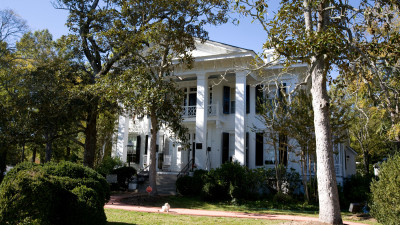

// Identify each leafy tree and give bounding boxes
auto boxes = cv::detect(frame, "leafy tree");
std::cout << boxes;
[14,30,84,163]
[235,0,398,223]
[52,0,132,168]
[109,0,228,195]
[0,9,28,181]
[331,78,392,176]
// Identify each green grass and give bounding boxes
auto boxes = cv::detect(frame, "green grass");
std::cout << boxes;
[105,208,285,225]
[115,195,380,224]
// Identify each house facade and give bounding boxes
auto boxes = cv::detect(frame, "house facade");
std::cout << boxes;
[112,40,356,185]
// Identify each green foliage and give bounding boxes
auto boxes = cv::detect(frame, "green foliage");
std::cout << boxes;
[273,192,294,204]
[177,163,301,202]
[111,166,137,190]
[176,176,195,196]
[0,162,109,225]
[176,169,207,196]
[339,174,373,209]
[371,154,400,225]
[95,156,123,176]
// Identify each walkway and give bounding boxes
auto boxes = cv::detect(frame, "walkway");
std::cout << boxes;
[105,194,370,225]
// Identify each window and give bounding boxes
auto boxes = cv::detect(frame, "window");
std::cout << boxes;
[223,86,236,114]
[127,134,141,164]
[222,132,229,164]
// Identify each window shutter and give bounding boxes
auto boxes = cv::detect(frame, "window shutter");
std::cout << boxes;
[223,86,230,114]
[246,85,250,114]
[135,136,141,164]
[255,133,264,166]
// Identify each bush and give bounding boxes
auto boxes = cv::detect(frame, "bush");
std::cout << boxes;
[95,156,123,176]
[176,170,207,196]
[111,166,137,190]
[201,162,259,201]
[371,154,400,225]
[273,192,293,204]
[340,174,373,209]
[0,162,109,225]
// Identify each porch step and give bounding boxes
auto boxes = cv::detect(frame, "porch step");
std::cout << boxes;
[137,172,177,195]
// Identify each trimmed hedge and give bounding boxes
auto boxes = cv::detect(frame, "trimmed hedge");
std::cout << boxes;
[0,161,110,225]
[371,154,400,225]
[111,166,137,190]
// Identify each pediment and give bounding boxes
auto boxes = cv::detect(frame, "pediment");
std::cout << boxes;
[191,39,253,58]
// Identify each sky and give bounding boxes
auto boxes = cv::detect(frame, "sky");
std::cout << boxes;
[1,0,270,54]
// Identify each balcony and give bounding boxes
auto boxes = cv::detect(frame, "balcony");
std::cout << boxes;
[182,104,218,118]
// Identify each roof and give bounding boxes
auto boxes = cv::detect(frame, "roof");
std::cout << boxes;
[191,39,255,58]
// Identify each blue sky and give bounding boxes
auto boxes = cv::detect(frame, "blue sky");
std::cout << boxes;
[2,0,270,54]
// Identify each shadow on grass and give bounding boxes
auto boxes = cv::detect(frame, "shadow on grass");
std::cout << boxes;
[108,222,137,225]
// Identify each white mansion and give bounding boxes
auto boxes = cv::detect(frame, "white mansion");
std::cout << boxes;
[112,40,356,184]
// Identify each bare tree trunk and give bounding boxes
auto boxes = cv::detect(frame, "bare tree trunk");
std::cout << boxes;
[311,55,342,224]
[149,112,159,195]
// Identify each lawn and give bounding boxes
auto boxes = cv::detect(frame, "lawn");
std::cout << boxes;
[105,208,285,225]
[111,194,379,225]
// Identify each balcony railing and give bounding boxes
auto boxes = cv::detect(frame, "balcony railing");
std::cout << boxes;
[182,104,217,118]
[182,106,197,117]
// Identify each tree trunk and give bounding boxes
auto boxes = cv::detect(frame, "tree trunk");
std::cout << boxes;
[301,150,310,201]
[84,101,98,168]
[21,143,25,163]
[149,112,159,195]
[311,55,343,224]
[363,149,369,176]
[0,147,6,182]
[45,133,53,162]
[31,147,36,162]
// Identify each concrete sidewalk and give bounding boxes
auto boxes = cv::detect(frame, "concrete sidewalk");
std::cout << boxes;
[105,194,369,225]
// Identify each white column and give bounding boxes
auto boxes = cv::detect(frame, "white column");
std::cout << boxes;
[235,72,246,165]
[195,73,208,169]
[115,112,130,163]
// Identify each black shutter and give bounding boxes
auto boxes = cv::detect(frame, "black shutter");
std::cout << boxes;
[223,86,230,114]
[135,136,141,164]
[246,85,250,114]
[256,133,264,166]
[222,133,229,164]
[255,85,263,114]
[144,135,148,155]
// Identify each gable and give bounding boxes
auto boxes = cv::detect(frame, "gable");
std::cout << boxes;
[191,39,254,58]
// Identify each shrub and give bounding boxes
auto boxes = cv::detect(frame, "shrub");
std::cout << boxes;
[371,154,400,225]
[111,166,137,190]
[0,162,109,225]
[273,192,293,204]
[176,170,207,196]
[176,175,194,196]
[340,174,373,209]
[201,162,259,201]
[95,156,123,176]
